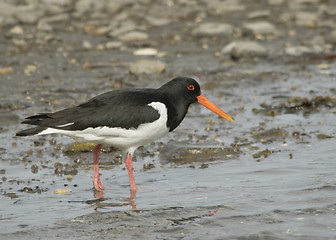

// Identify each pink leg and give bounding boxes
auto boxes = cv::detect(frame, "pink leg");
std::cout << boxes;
[93,144,105,191]
[125,153,137,192]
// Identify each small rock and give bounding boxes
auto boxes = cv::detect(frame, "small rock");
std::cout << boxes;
[326,30,336,43]
[222,41,268,59]
[11,38,28,47]
[37,13,69,32]
[37,21,53,31]
[248,10,271,19]
[193,22,233,36]
[285,46,311,56]
[96,44,104,51]
[119,31,149,42]
[9,25,24,35]
[31,164,39,174]
[108,20,137,37]
[14,9,43,24]
[206,0,246,13]
[24,65,37,75]
[0,2,17,26]
[142,163,155,171]
[53,188,72,194]
[82,40,92,50]
[145,16,172,27]
[105,41,122,49]
[129,59,166,75]
[243,21,276,35]
[133,48,158,56]
[295,12,318,27]
[0,67,14,75]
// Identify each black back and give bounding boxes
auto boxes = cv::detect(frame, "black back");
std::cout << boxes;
[17,77,202,134]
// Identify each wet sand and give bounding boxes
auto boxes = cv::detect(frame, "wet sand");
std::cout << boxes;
[1,0,336,239]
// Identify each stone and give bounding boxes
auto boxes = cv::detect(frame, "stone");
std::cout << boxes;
[24,65,37,75]
[9,26,24,35]
[248,10,271,19]
[105,41,123,49]
[295,12,318,27]
[326,30,336,43]
[14,8,44,24]
[118,31,149,42]
[82,40,92,50]
[243,21,276,35]
[108,20,137,37]
[0,1,17,26]
[129,59,166,75]
[285,46,311,56]
[206,0,246,13]
[133,48,158,56]
[0,67,14,75]
[193,22,233,36]
[145,16,172,27]
[222,41,268,59]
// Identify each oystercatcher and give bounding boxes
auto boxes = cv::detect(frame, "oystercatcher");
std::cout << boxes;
[16,77,234,192]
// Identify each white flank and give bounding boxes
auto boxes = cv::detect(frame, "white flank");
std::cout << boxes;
[38,102,169,154]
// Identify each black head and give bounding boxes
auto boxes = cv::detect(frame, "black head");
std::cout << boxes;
[158,76,234,132]
[158,77,202,131]
[158,77,201,105]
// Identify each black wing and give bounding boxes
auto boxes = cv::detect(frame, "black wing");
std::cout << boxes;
[20,88,163,131]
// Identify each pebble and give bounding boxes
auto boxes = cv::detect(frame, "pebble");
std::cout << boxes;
[206,0,246,13]
[0,67,14,75]
[108,21,137,38]
[285,46,311,56]
[129,59,166,75]
[193,22,233,36]
[53,188,72,194]
[82,40,92,50]
[133,48,158,56]
[14,8,43,24]
[24,65,37,75]
[145,16,172,27]
[31,164,39,174]
[9,26,24,35]
[248,10,271,19]
[243,21,276,35]
[0,1,17,26]
[222,41,268,59]
[37,13,69,32]
[119,31,149,42]
[295,12,318,27]
[105,41,123,49]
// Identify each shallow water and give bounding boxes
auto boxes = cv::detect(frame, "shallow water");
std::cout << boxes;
[1,63,335,239]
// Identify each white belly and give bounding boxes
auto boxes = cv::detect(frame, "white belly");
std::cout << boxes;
[38,102,170,154]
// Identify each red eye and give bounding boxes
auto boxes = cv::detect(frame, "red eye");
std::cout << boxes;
[187,84,195,91]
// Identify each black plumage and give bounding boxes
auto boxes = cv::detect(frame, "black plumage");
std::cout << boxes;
[16,77,201,136]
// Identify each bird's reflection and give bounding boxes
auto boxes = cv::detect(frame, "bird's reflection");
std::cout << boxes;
[93,189,137,210]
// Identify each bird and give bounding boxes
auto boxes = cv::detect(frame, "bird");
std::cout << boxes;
[16,77,234,192]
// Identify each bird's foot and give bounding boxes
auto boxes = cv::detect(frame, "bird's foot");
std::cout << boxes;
[93,178,105,191]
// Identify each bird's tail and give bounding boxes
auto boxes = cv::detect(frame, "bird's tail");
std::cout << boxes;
[16,127,47,136]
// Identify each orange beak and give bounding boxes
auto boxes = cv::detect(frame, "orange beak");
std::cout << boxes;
[197,94,234,122]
